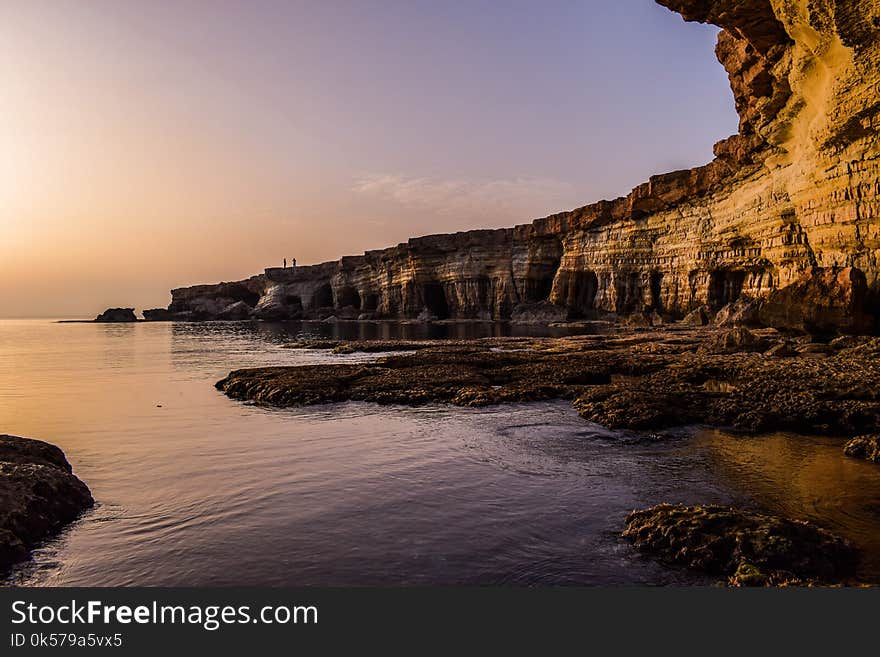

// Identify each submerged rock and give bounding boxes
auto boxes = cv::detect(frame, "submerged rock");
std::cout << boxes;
[95,308,138,322]
[623,504,858,586]
[843,435,880,464]
[0,434,93,572]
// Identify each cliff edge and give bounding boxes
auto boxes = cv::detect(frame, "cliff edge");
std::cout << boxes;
[146,0,880,332]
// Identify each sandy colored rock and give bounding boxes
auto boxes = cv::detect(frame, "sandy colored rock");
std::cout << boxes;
[148,1,879,333]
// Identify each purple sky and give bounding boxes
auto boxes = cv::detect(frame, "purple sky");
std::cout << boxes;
[1,0,737,316]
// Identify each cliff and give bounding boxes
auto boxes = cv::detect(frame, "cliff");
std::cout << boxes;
[146,0,880,332]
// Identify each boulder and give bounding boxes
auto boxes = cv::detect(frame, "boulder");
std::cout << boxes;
[0,435,93,572]
[336,306,361,320]
[700,327,768,354]
[714,297,761,328]
[216,300,253,321]
[95,308,138,322]
[682,305,711,326]
[510,301,568,324]
[619,311,663,328]
[623,504,858,585]
[763,340,798,358]
[843,435,880,464]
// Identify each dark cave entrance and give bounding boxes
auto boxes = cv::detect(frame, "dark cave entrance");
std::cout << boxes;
[225,283,260,307]
[361,293,380,313]
[649,271,663,312]
[567,271,599,317]
[524,250,562,303]
[708,269,746,310]
[311,283,334,309]
[615,272,645,314]
[336,286,361,310]
[524,272,557,303]
[422,282,451,319]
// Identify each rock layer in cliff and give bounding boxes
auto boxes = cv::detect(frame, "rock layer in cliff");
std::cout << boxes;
[148,0,880,333]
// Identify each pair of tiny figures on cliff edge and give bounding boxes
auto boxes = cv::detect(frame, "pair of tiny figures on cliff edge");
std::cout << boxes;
[283,258,297,268]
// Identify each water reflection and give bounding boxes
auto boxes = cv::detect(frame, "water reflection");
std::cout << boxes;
[691,430,880,580]
[169,318,606,344]
[2,319,879,586]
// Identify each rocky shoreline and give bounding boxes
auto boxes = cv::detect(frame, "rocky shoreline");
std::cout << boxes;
[216,326,880,585]
[217,326,880,436]
[0,435,93,573]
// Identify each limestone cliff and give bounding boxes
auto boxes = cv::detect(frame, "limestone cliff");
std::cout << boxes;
[147,0,879,331]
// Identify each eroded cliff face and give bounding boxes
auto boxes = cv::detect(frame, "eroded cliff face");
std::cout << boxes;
[148,0,879,331]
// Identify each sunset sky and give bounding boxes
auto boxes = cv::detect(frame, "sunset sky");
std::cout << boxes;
[0,0,737,317]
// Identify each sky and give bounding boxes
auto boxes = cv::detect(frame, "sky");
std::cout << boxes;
[0,0,738,317]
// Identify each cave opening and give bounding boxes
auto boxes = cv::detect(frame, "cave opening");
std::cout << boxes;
[708,269,746,310]
[422,282,451,319]
[567,271,599,317]
[615,272,644,314]
[336,286,361,310]
[361,293,380,313]
[650,271,663,312]
[524,272,556,303]
[311,283,334,309]
[524,248,562,303]
[284,294,303,310]
[227,284,260,307]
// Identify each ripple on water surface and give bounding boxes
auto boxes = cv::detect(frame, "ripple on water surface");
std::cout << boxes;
[2,319,879,585]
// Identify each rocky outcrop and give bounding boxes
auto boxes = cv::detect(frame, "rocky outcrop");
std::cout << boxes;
[151,0,879,333]
[145,276,265,321]
[0,434,93,572]
[95,308,138,322]
[623,504,858,586]
[216,329,880,435]
[843,435,880,463]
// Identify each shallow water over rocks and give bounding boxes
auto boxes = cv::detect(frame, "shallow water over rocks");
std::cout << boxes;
[2,320,878,585]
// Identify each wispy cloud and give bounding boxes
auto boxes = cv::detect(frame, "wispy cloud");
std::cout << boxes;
[352,173,577,224]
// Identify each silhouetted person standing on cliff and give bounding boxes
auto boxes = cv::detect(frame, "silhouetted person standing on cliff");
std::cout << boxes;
[283,258,287,268]
[292,258,297,267]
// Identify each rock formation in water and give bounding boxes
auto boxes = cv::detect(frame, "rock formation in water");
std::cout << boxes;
[216,330,880,436]
[0,434,93,572]
[95,307,139,322]
[623,504,858,585]
[147,0,880,333]
[843,434,880,463]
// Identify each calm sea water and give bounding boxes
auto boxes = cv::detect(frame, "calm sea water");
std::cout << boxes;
[2,319,879,586]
